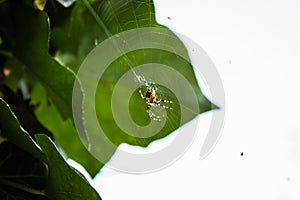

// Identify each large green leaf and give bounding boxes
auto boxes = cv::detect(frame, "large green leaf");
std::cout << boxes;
[35,134,101,200]
[49,0,215,171]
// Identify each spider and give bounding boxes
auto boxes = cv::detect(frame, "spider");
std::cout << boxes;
[138,77,173,121]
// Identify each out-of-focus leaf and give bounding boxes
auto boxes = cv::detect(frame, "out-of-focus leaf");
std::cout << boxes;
[34,0,47,10]
[0,184,49,200]
[35,134,101,200]
[30,83,103,176]
[10,2,76,119]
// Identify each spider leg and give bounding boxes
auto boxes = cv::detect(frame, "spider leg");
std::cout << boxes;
[137,75,146,84]
[147,105,163,121]
[148,79,157,89]
[160,99,173,104]
[140,75,150,87]
[156,99,173,110]
[139,86,146,100]
[156,102,173,110]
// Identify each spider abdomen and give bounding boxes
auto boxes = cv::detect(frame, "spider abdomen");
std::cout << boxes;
[149,94,156,103]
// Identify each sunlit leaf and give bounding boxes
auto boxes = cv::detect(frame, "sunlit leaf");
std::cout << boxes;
[34,0,47,10]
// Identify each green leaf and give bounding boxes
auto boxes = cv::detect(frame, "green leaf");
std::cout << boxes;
[47,0,216,173]
[0,98,101,199]
[95,49,212,147]
[0,98,48,199]
[49,0,160,72]
[0,84,53,139]
[0,98,43,160]
[35,134,101,200]
[1,53,101,175]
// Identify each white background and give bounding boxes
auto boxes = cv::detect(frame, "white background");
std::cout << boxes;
[91,0,300,199]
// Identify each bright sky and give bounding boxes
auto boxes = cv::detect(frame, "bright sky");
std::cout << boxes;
[90,1,300,199]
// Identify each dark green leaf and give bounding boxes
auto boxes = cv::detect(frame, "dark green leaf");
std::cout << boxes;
[35,134,101,200]
[1,54,101,175]
[0,84,52,139]
[0,98,43,160]
[0,184,49,200]
[8,2,102,176]
[0,142,49,200]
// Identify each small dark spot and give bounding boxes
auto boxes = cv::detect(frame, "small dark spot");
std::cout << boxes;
[240,152,244,156]
[167,17,171,20]
[286,177,291,182]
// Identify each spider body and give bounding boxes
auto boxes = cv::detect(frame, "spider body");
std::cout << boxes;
[138,78,173,121]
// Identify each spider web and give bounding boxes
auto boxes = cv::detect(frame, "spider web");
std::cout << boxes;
[81,0,203,152]
[82,0,157,80]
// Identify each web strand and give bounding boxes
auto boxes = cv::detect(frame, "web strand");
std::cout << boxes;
[82,0,142,82]
[82,0,199,116]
